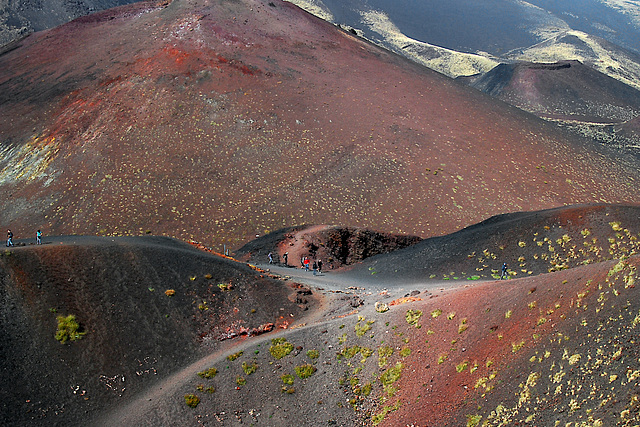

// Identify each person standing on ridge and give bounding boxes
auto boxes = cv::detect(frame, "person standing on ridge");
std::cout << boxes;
[36,230,42,245]
[7,229,13,247]
[500,262,508,280]
[283,252,288,266]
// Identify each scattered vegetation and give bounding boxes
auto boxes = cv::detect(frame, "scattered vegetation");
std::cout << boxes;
[242,361,258,375]
[372,400,401,425]
[456,361,469,373]
[380,362,403,392]
[355,316,375,337]
[458,318,468,334]
[164,289,175,297]
[378,346,393,367]
[281,374,295,385]
[307,349,319,360]
[217,283,232,291]
[467,414,482,426]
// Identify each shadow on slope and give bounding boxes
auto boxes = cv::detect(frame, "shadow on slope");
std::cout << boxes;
[0,235,316,426]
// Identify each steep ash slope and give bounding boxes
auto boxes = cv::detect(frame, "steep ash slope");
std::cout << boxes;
[1,0,639,250]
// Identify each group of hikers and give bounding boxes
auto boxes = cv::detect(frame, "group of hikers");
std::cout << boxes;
[266,249,508,280]
[6,229,42,247]
[300,256,323,275]
[267,251,324,275]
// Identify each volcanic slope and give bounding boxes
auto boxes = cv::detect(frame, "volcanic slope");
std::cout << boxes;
[0,235,317,426]
[341,203,640,284]
[468,60,640,156]
[1,0,640,249]
[0,0,144,47]
[90,204,640,426]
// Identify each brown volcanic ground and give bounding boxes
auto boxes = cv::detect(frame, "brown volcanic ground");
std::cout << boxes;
[1,0,640,250]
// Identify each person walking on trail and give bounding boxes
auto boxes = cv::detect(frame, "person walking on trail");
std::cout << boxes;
[500,263,508,280]
[312,261,318,276]
[7,229,14,247]
[303,257,310,271]
[36,230,42,245]
[283,252,288,266]
[268,252,273,264]
[317,259,323,274]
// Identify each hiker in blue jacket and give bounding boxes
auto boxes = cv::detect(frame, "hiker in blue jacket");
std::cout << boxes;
[500,262,508,280]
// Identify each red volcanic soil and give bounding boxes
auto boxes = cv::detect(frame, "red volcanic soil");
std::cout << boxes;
[383,255,640,426]
[0,235,316,426]
[1,0,640,250]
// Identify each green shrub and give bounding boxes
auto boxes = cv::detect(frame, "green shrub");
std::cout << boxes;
[184,394,200,408]
[227,351,243,361]
[378,346,393,367]
[380,362,403,388]
[270,338,294,359]
[55,314,85,343]
[295,364,317,379]
[355,316,375,336]
[406,310,422,327]
[281,374,295,385]
[197,367,217,379]
[242,361,258,375]
[307,349,319,360]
